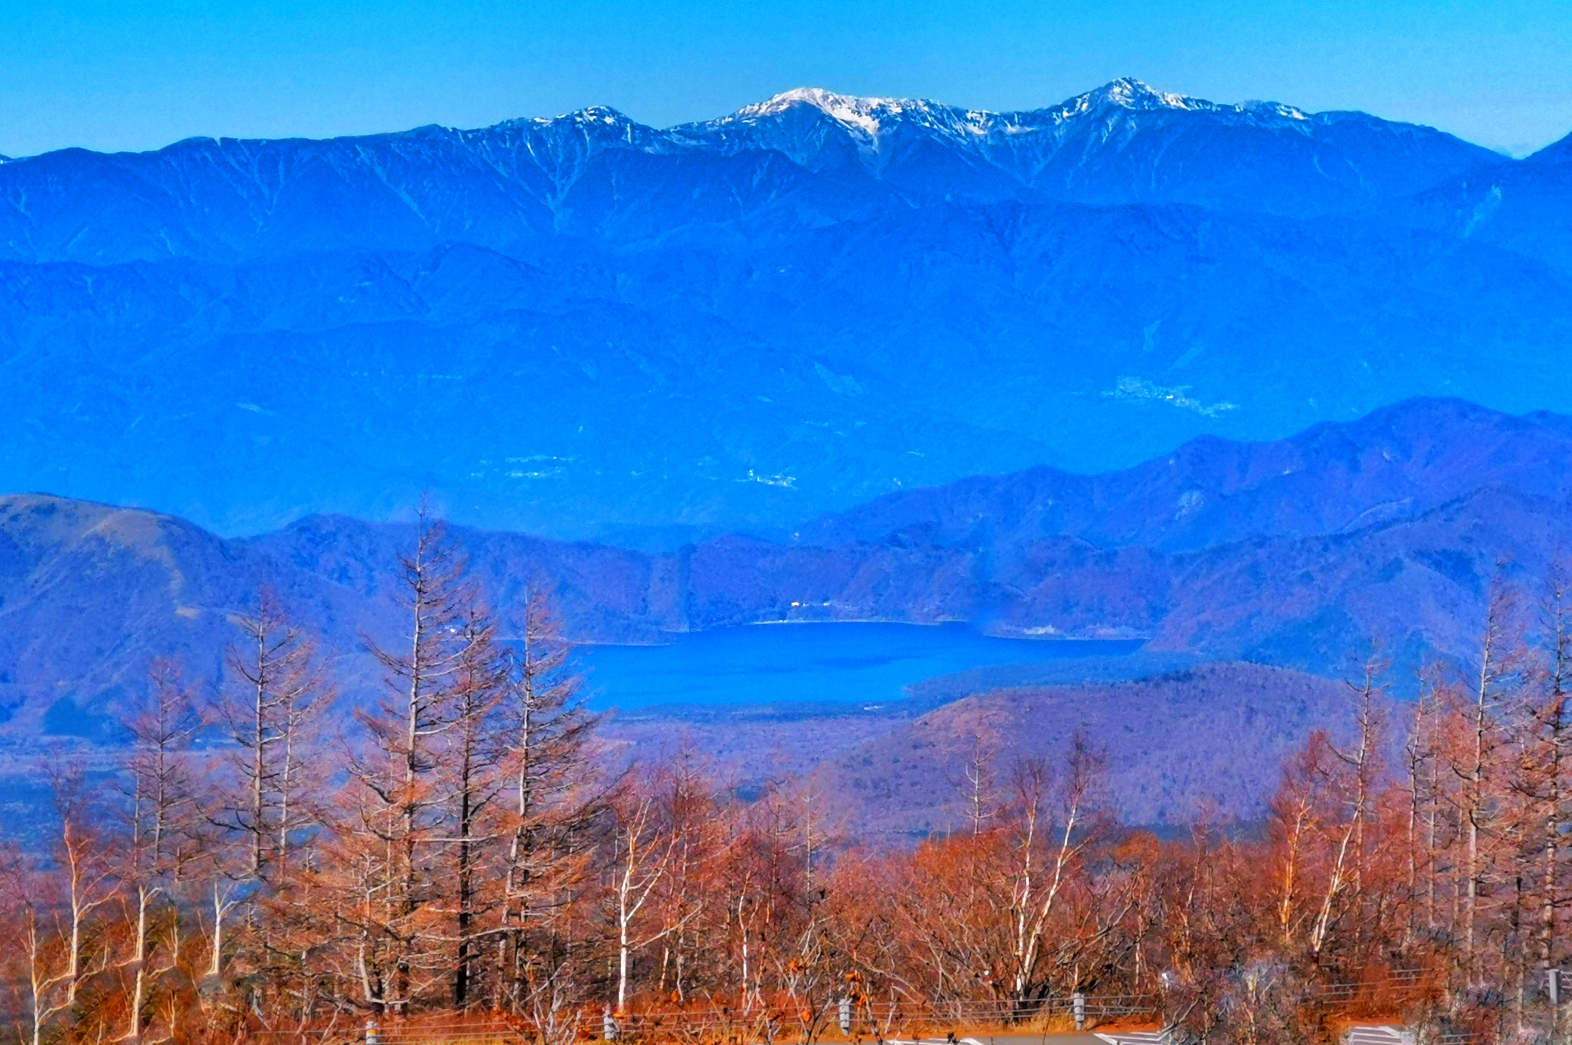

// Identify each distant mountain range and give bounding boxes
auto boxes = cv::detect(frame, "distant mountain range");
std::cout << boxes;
[2,396,1566,746]
[1,80,1569,541]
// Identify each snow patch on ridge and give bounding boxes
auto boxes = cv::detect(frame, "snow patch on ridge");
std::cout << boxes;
[694,78,1314,154]
[1053,78,1308,123]
[463,77,1329,175]
[704,86,1009,150]
[752,88,892,137]
[1093,77,1198,112]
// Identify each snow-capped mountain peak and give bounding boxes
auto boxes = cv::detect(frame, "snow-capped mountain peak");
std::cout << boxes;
[762,88,891,136]
[553,104,638,128]
[483,105,644,142]
[649,78,1475,183]
[705,80,1315,147]
[1087,77,1198,112]
[756,87,890,115]
[725,87,964,139]
[1050,79,1308,123]
[673,87,993,167]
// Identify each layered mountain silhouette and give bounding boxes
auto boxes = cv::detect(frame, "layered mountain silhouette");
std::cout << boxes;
[2,397,1566,744]
[1,81,1569,540]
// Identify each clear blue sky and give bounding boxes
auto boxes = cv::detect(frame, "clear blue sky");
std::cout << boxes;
[3,0,1570,159]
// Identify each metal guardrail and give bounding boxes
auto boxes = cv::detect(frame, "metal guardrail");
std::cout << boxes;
[252,1022,528,1045]
[238,972,1436,1045]
[1311,969,1426,1009]
[582,1001,1159,1044]
[250,995,1164,1045]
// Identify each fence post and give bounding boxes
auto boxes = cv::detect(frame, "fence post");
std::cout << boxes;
[839,996,853,1036]
[365,1020,379,1045]
[1072,993,1085,1032]
[1548,968,1562,1045]
[604,1006,619,1042]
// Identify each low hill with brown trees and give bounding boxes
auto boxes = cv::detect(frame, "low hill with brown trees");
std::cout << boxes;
[813,662,1358,835]
[599,662,1358,836]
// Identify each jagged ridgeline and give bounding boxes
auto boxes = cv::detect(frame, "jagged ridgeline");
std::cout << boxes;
[1,80,1569,540]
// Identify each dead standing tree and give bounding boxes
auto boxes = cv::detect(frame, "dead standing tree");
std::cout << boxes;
[118,659,203,1044]
[213,589,333,1000]
[51,764,118,1012]
[7,764,118,1045]
[1005,738,1108,1006]
[1404,666,1445,940]
[347,510,471,1014]
[1307,656,1389,961]
[218,592,329,881]
[444,600,509,1011]
[609,784,677,1014]
[650,751,729,1005]
[1528,570,1572,1034]
[1496,569,1572,1032]
[1271,733,1329,953]
[491,590,600,1019]
[1455,578,1522,986]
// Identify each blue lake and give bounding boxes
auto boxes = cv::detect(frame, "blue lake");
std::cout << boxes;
[579,622,1142,710]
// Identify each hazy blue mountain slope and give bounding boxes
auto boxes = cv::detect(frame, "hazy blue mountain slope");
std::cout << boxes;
[1149,485,1554,673]
[0,493,681,738]
[0,495,326,737]
[669,200,1572,454]
[0,255,1062,540]
[1395,129,1572,278]
[793,399,1572,552]
[4,198,1570,539]
[2,399,1570,737]
[0,82,1565,537]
